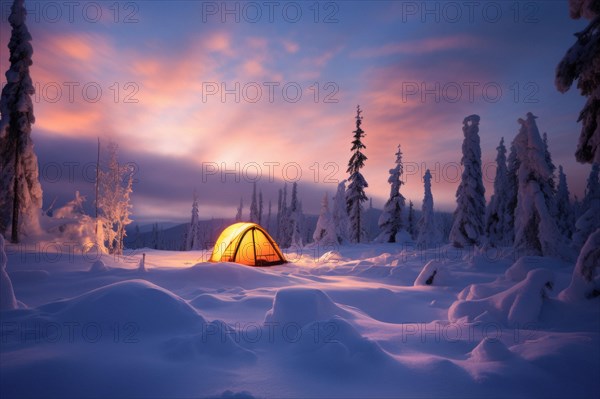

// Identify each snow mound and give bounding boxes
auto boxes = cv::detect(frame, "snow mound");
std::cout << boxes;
[414,260,449,286]
[559,229,600,302]
[354,265,392,278]
[8,270,50,283]
[469,337,514,362]
[264,287,352,328]
[449,269,554,325]
[40,280,205,333]
[190,293,232,309]
[505,256,563,282]
[175,262,289,288]
[317,250,345,263]
[457,281,503,301]
[293,316,393,370]
[89,260,109,273]
[163,320,256,363]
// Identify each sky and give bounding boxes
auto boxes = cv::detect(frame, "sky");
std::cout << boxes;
[0,0,592,224]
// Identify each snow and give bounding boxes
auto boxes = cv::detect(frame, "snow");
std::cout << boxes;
[0,234,18,310]
[414,260,450,286]
[1,243,599,398]
[560,228,600,301]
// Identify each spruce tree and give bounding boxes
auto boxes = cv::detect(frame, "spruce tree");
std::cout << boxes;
[513,113,566,257]
[0,0,42,242]
[345,105,369,243]
[449,115,486,247]
[377,144,405,243]
[486,137,512,246]
[417,169,437,248]
[555,1,600,164]
[556,165,575,239]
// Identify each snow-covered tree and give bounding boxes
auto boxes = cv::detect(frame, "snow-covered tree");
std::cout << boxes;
[250,182,259,223]
[486,137,512,246]
[417,169,437,248]
[581,162,600,211]
[513,113,567,258]
[333,180,349,244]
[345,105,369,243]
[0,234,18,310]
[186,190,201,250]
[313,193,337,246]
[449,115,486,248]
[0,0,42,243]
[97,142,134,255]
[377,144,406,243]
[543,133,557,193]
[555,0,600,164]
[407,200,416,240]
[235,197,243,222]
[573,163,600,248]
[556,165,575,239]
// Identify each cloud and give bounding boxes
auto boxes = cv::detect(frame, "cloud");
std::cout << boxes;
[352,35,483,58]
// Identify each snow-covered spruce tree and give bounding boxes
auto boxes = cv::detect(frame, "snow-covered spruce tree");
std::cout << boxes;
[556,165,575,239]
[0,0,42,243]
[407,200,416,240]
[345,105,369,243]
[0,234,18,310]
[313,193,337,246]
[250,182,259,223]
[235,197,243,222]
[333,180,349,244]
[573,163,600,248]
[417,169,437,248]
[486,137,512,247]
[97,142,133,255]
[556,0,600,164]
[513,113,567,257]
[377,144,406,243]
[449,115,486,248]
[186,190,200,250]
[543,133,557,193]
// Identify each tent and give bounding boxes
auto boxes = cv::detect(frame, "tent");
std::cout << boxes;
[209,223,286,266]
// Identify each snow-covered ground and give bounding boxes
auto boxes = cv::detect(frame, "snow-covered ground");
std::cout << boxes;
[1,243,598,398]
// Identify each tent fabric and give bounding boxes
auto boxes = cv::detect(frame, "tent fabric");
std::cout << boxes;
[210,222,286,266]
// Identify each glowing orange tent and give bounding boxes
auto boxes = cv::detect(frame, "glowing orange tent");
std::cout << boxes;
[209,223,286,266]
